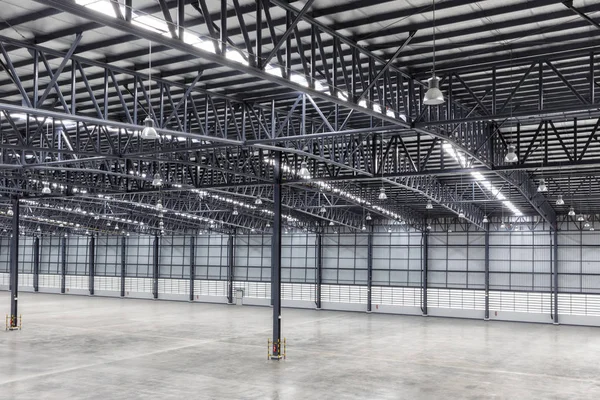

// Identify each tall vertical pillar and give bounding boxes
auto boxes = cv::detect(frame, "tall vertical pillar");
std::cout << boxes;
[60,234,67,294]
[484,227,490,320]
[33,236,40,292]
[120,235,126,297]
[553,227,559,324]
[367,226,373,313]
[153,235,159,299]
[9,196,19,328]
[271,151,282,360]
[88,235,95,295]
[189,235,195,302]
[422,230,428,316]
[227,233,235,304]
[315,232,322,310]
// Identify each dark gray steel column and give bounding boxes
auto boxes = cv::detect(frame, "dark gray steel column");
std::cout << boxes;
[484,227,490,320]
[88,235,95,295]
[422,230,428,316]
[553,227,559,324]
[271,151,282,360]
[227,233,235,304]
[33,236,40,292]
[189,235,195,301]
[60,235,67,294]
[315,232,322,309]
[120,236,126,297]
[367,227,373,313]
[9,196,19,327]
[153,235,159,299]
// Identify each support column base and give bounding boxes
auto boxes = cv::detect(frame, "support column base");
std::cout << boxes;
[422,313,428,317]
[484,317,490,321]
[553,322,560,325]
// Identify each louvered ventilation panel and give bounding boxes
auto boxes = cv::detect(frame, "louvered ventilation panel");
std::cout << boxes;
[558,293,600,316]
[281,283,315,301]
[158,278,189,294]
[18,273,34,288]
[65,275,88,289]
[125,277,153,293]
[371,286,421,307]
[94,276,121,292]
[488,291,551,313]
[321,284,368,304]
[194,280,228,297]
[39,274,61,288]
[427,289,486,310]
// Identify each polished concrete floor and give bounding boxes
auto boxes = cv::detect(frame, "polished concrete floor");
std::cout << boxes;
[1,292,600,399]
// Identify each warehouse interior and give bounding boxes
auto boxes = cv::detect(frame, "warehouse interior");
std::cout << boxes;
[2,0,600,398]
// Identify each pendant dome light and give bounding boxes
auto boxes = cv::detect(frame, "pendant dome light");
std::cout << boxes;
[537,178,548,192]
[568,206,576,217]
[255,197,263,205]
[141,117,158,140]
[556,195,565,206]
[482,215,489,223]
[141,41,159,140]
[365,212,372,221]
[423,0,444,106]
[152,172,163,187]
[41,182,51,194]
[298,161,310,179]
[319,206,327,214]
[426,200,433,210]
[378,187,387,200]
[504,145,518,163]
[232,208,239,216]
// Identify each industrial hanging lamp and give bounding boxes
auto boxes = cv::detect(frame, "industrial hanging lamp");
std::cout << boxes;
[426,200,433,210]
[556,194,565,206]
[504,51,519,164]
[504,145,518,163]
[152,172,163,187]
[423,0,444,106]
[378,187,387,200]
[568,206,576,217]
[41,182,51,194]
[298,160,310,179]
[537,178,548,192]
[141,41,159,140]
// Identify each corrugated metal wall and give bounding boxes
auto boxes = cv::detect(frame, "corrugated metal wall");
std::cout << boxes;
[1,227,600,325]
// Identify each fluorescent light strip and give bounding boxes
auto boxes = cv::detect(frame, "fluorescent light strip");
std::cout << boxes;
[263,157,405,222]
[443,142,522,217]
[75,0,406,122]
